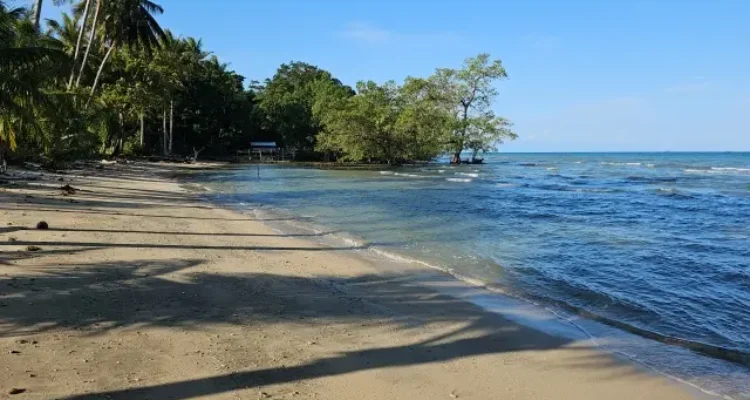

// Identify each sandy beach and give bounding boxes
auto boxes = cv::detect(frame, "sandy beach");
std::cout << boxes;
[0,163,703,399]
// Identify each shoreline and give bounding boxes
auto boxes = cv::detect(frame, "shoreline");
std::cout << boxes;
[193,166,750,400]
[192,163,750,368]
[0,162,727,399]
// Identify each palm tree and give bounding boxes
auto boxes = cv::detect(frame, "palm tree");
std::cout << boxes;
[88,0,165,105]
[32,0,42,30]
[75,0,100,87]
[0,1,69,168]
[67,0,91,88]
[46,12,79,53]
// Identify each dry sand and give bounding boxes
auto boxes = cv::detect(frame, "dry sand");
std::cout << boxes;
[0,162,704,399]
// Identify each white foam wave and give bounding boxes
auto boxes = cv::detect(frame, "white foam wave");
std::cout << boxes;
[446,178,473,183]
[712,167,750,172]
[394,172,425,178]
[601,162,642,166]
[495,183,517,188]
[455,172,479,178]
[379,171,395,175]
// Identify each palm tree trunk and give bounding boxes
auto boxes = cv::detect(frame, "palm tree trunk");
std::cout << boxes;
[162,108,167,156]
[168,99,174,155]
[87,41,116,107]
[68,0,92,89]
[33,0,43,31]
[139,113,145,146]
[75,0,101,88]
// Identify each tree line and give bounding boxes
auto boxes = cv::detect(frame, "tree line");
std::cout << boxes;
[1,0,516,169]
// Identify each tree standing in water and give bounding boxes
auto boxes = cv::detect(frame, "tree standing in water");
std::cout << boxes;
[430,53,516,164]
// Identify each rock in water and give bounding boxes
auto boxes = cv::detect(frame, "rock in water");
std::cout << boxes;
[36,221,48,230]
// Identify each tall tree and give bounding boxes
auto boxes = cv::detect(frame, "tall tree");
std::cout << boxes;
[0,1,70,165]
[315,80,442,164]
[67,0,90,88]
[88,0,165,104]
[75,0,100,87]
[429,53,517,163]
[259,62,349,154]
[32,0,42,30]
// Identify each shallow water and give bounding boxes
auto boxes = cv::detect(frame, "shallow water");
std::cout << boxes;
[196,152,750,397]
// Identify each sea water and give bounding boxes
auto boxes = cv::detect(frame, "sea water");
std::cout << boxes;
[195,152,750,398]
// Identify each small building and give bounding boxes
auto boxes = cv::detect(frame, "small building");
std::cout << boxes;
[248,142,280,161]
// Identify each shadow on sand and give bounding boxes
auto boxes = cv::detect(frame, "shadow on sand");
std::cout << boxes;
[0,258,630,400]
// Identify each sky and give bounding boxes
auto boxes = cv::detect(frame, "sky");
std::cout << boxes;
[30,0,750,152]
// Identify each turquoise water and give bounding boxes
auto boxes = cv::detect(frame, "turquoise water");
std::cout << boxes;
[197,152,750,394]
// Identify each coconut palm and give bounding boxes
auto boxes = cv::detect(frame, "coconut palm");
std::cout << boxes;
[32,0,42,29]
[88,0,165,104]
[45,12,79,53]
[0,1,69,168]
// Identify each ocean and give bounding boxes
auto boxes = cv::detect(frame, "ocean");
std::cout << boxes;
[193,152,750,398]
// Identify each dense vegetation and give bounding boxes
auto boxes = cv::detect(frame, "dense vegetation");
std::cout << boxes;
[1,0,516,169]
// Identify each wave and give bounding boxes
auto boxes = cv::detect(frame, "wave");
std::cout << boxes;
[524,291,750,367]
[455,172,479,178]
[446,177,473,183]
[532,183,620,193]
[601,162,643,166]
[625,176,679,183]
[336,218,750,368]
[655,188,694,199]
[711,167,750,172]
[684,167,750,175]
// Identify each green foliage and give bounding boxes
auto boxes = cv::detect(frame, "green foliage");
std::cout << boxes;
[1,0,515,168]
[258,62,353,152]
[428,53,518,163]
[315,78,453,164]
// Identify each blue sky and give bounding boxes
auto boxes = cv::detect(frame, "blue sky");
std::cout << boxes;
[33,0,750,152]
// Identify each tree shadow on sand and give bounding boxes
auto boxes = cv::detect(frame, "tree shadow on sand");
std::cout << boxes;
[0,258,634,399]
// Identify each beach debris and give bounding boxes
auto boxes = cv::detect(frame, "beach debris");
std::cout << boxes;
[450,390,459,398]
[36,221,49,230]
[8,237,17,242]
[8,388,26,395]
[60,184,77,195]
[26,245,42,252]
[9,350,21,354]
